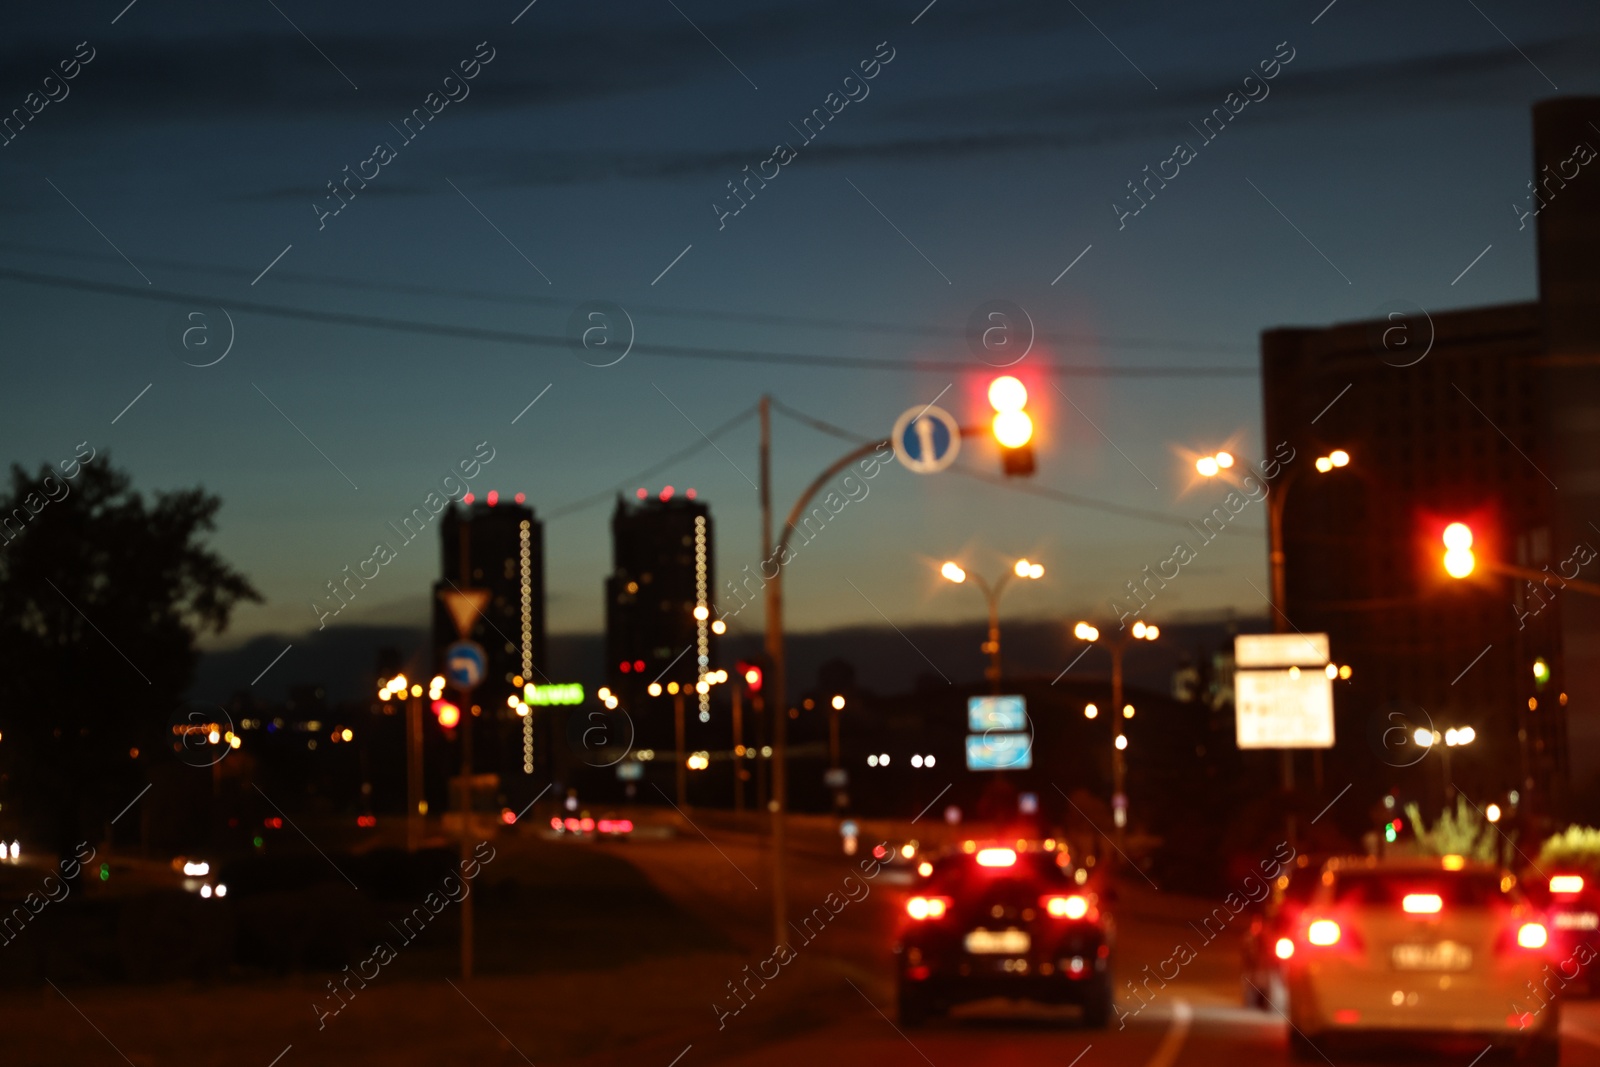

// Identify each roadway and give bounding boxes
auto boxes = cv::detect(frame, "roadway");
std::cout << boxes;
[605,812,1600,1067]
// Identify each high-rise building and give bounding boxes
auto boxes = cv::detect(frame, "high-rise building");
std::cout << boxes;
[432,491,546,779]
[605,488,715,718]
[1259,98,1600,819]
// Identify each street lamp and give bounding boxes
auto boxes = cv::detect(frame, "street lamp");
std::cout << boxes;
[1196,447,1351,626]
[941,555,1045,692]
[1073,619,1158,838]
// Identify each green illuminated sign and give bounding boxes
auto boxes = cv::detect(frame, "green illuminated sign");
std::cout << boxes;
[524,683,585,706]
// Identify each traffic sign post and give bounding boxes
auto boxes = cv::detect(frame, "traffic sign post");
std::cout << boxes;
[437,565,489,985]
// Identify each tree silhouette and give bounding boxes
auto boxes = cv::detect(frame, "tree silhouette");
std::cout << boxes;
[0,453,260,853]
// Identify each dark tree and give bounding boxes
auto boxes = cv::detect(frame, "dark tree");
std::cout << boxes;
[0,452,260,852]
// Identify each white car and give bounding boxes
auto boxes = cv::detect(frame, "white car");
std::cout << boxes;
[1281,856,1558,1065]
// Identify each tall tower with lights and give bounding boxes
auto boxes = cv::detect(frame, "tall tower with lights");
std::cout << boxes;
[605,488,716,720]
[433,490,546,780]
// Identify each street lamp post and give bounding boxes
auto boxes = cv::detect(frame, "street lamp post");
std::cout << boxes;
[1198,447,1349,826]
[940,558,1044,693]
[1073,620,1158,845]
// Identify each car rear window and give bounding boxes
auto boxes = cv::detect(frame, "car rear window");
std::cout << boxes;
[1332,870,1508,907]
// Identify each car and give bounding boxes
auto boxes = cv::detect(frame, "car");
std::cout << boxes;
[1537,870,1599,995]
[893,839,1114,1027]
[1242,852,1323,1011]
[1281,855,1559,1065]
[548,811,634,839]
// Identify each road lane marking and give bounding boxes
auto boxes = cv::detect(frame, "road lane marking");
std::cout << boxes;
[1145,999,1191,1067]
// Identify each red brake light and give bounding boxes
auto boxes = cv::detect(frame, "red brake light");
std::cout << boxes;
[1042,894,1090,920]
[907,896,952,920]
[1518,922,1549,950]
[976,847,1017,868]
[1551,875,1585,895]
[1307,919,1341,946]
[1402,893,1443,914]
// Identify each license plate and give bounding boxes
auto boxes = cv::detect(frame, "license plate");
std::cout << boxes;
[1555,912,1600,930]
[965,929,1030,955]
[1392,941,1472,971]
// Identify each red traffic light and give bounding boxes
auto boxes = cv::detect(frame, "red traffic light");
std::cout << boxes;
[1442,522,1475,578]
[738,662,763,692]
[431,699,461,729]
[988,375,1035,476]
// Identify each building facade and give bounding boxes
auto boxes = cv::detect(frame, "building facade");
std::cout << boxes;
[1260,98,1600,823]
[432,493,546,782]
[605,489,715,725]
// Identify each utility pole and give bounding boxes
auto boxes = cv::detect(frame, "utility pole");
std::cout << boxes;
[732,683,744,814]
[407,690,423,852]
[457,516,475,982]
[760,396,788,951]
[674,689,688,810]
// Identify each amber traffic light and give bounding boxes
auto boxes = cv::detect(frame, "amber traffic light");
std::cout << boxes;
[988,375,1035,476]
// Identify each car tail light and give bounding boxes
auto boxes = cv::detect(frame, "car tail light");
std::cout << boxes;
[1517,922,1549,949]
[616,819,633,833]
[579,817,595,832]
[1551,875,1585,895]
[907,896,952,920]
[1402,893,1443,914]
[1274,937,1295,960]
[976,848,1017,868]
[1042,894,1090,920]
[564,817,581,832]
[1307,919,1341,946]
[550,817,563,831]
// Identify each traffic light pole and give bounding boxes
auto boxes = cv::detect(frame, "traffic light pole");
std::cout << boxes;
[761,393,891,951]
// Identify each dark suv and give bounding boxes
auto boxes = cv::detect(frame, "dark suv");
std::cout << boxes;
[893,841,1114,1026]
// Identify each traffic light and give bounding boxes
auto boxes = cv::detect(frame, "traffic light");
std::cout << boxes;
[988,375,1035,476]
[1442,522,1475,578]
[1533,657,1550,690]
[739,662,763,692]
[432,698,461,729]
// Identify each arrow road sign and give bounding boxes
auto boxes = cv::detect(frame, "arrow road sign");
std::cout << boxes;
[891,403,962,474]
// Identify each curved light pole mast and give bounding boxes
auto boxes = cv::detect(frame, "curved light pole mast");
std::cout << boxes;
[762,397,889,950]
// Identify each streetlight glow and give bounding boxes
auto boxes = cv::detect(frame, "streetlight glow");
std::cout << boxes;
[940,561,966,584]
[1084,703,1098,719]
[1114,735,1128,751]
[1196,456,1219,477]
[831,695,845,711]
[1074,622,1099,642]
[1413,727,1434,747]
[1329,449,1350,467]
[1132,621,1146,638]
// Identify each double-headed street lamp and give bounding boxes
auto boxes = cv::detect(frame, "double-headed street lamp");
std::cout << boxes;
[1195,447,1350,627]
[1073,619,1158,840]
[1412,724,1476,801]
[940,557,1045,693]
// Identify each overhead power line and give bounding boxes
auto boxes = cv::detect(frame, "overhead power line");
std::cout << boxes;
[544,404,759,520]
[0,254,1258,375]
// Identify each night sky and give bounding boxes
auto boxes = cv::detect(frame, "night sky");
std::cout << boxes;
[0,0,1593,650]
